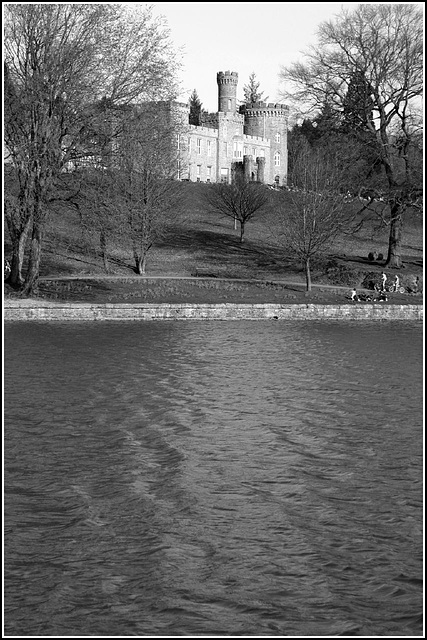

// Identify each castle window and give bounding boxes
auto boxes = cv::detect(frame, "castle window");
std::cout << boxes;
[207,140,212,156]
[206,166,212,183]
[196,165,201,181]
[233,141,243,159]
[228,99,231,110]
[244,146,247,155]
[197,138,202,154]
[274,151,281,167]
[275,133,281,143]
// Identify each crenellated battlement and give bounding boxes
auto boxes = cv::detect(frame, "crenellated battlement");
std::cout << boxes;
[217,71,239,85]
[241,103,289,119]
[242,101,289,110]
[243,134,270,143]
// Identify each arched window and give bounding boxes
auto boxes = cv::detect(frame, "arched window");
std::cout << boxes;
[274,151,281,167]
[275,133,281,143]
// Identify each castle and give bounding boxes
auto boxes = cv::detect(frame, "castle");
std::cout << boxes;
[174,71,289,186]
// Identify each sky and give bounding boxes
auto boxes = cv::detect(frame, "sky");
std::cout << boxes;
[149,2,363,112]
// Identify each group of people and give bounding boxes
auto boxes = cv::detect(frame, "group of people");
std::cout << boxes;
[381,271,400,292]
[350,271,402,303]
[380,271,401,292]
[350,289,388,303]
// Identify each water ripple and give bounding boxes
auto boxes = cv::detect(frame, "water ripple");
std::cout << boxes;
[4,320,423,637]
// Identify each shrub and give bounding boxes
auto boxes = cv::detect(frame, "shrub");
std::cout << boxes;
[361,271,382,290]
[401,274,423,293]
[325,264,363,286]
[310,256,338,272]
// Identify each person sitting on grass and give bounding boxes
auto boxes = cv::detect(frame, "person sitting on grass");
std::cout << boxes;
[350,288,360,302]
[375,291,388,302]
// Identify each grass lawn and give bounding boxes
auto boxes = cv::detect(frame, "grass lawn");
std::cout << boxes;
[4,182,423,305]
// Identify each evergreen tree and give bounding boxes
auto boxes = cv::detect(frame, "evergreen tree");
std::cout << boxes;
[289,101,341,152]
[243,72,267,104]
[189,89,202,125]
[342,71,382,177]
[342,71,375,133]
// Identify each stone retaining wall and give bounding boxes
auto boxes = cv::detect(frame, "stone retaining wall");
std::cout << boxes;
[3,303,423,321]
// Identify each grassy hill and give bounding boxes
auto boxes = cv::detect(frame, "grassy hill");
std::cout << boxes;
[4,181,423,304]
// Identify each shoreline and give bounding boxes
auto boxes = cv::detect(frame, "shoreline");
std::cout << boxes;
[3,300,423,321]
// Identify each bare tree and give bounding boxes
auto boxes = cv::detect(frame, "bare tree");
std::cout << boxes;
[116,106,184,275]
[274,141,347,291]
[279,3,423,269]
[4,3,180,293]
[76,166,125,274]
[205,173,269,243]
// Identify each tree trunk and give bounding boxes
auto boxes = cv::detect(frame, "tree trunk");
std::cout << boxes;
[100,230,109,273]
[9,216,32,287]
[134,255,146,275]
[4,196,32,287]
[385,204,403,268]
[240,220,245,243]
[305,257,312,292]
[133,243,142,275]
[21,223,42,296]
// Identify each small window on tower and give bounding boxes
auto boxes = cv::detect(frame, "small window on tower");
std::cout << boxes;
[228,99,231,110]
[275,133,281,143]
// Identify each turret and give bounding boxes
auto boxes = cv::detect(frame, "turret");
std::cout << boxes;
[241,102,289,186]
[217,71,238,113]
[256,157,265,183]
[240,102,289,138]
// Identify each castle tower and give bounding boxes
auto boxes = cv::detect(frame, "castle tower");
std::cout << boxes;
[217,71,238,113]
[241,102,289,185]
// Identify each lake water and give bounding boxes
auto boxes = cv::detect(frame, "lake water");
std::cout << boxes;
[4,320,424,637]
